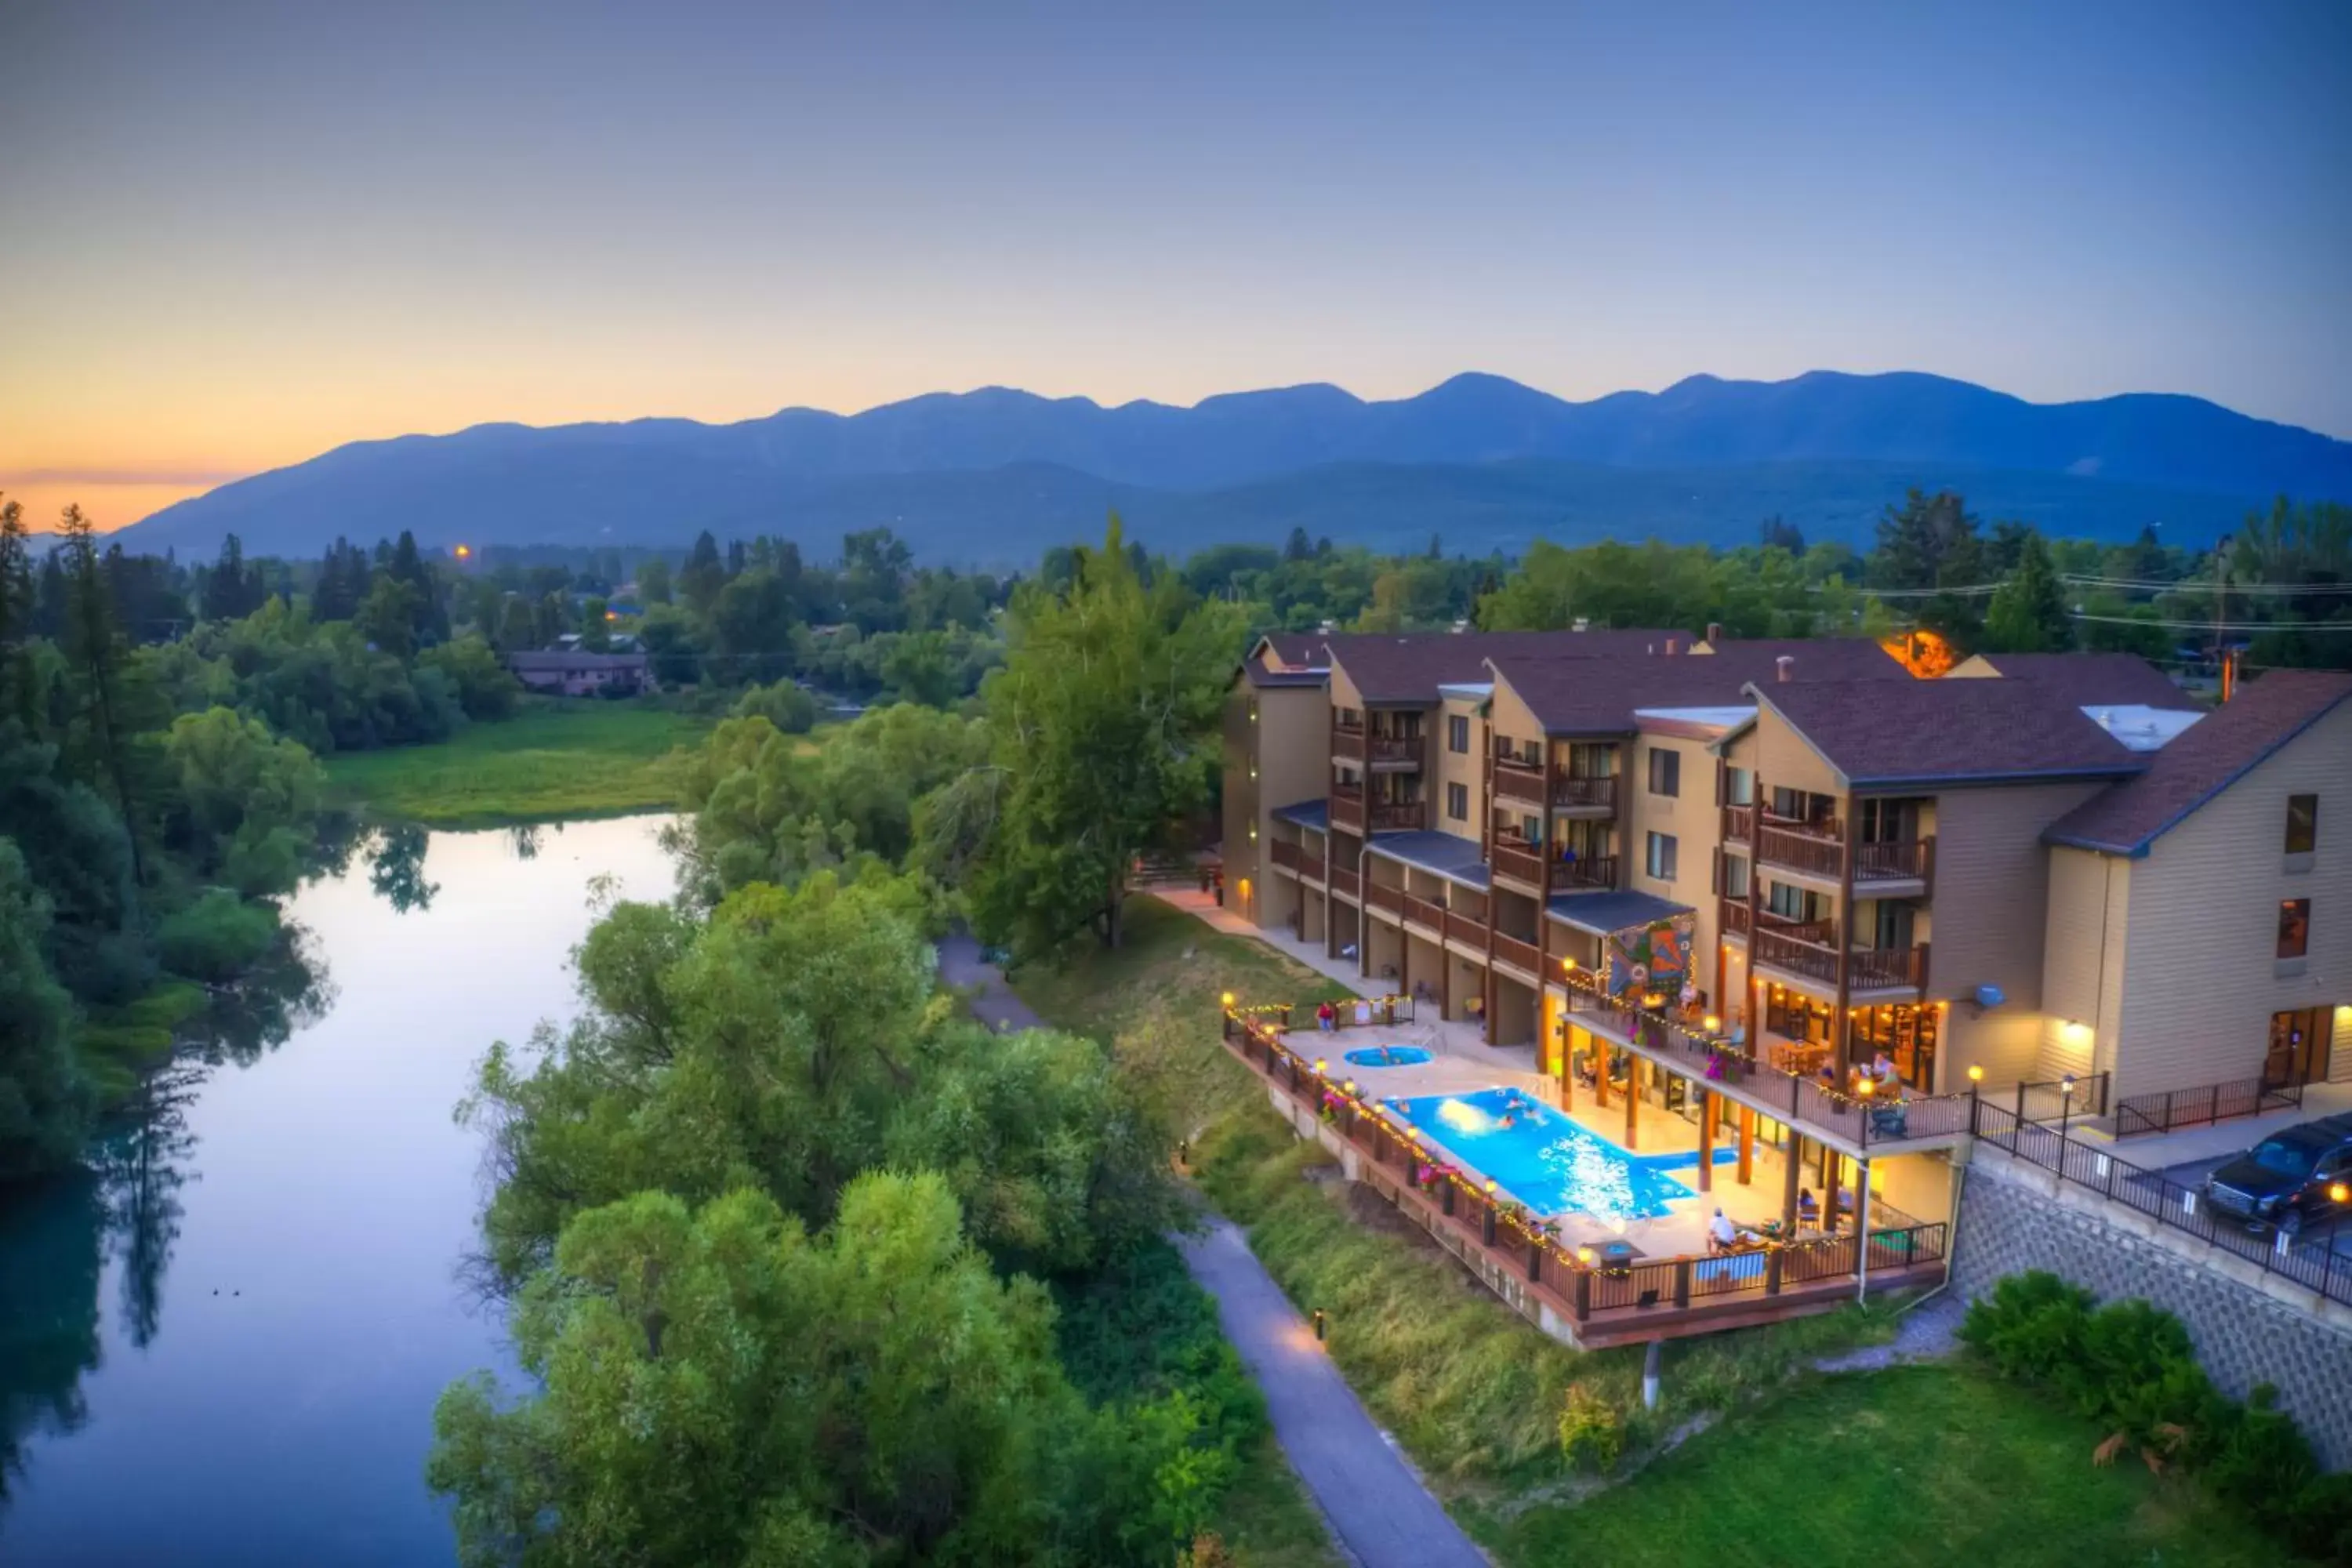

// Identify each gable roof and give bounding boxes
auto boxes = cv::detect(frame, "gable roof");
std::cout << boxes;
[2045,669,2352,857]
[1490,638,1909,736]
[1960,652,2200,712]
[1753,677,2143,789]
[1323,629,1678,704]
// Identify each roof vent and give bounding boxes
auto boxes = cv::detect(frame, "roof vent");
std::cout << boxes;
[1572,618,1590,633]
[1776,655,1795,683]
[1663,636,1680,656]
[1706,622,1723,644]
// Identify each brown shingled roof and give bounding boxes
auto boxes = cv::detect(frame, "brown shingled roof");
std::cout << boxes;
[2045,669,2352,857]
[1755,677,2143,788]
[1489,638,1910,735]
[1963,652,2200,712]
[1324,628,1679,703]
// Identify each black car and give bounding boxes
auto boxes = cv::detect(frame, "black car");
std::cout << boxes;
[2202,1112,2352,1237]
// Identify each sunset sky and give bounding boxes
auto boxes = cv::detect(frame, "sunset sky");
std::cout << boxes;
[5,0,2348,530]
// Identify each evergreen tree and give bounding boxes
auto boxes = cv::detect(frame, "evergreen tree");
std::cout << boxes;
[1281,526,1312,563]
[680,530,728,614]
[59,507,147,887]
[1983,529,2074,653]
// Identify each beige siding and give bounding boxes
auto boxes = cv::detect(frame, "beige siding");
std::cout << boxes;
[1326,659,1365,717]
[1220,680,1261,919]
[1750,707,1844,797]
[2110,700,2352,1100]
[1486,671,1543,755]
[2036,847,2131,1083]
[1945,654,2002,681]
[1624,732,1725,1002]
[1222,678,1330,932]
[1434,694,1487,840]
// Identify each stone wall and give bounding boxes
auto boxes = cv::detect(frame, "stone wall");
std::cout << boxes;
[1952,1142,2352,1469]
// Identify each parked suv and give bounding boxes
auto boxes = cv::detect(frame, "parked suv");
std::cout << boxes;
[2202,1113,2352,1238]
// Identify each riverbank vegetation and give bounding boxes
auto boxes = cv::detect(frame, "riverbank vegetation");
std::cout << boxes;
[321,700,717,826]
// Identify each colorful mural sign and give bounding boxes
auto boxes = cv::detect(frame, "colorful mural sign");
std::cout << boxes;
[1605,915,1696,1000]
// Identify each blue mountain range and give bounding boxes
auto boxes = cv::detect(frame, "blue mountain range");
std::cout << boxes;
[118,370,2352,562]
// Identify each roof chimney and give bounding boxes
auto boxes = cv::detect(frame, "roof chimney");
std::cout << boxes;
[1663,636,1679,656]
[1776,655,1795,684]
[1705,622,1723,645]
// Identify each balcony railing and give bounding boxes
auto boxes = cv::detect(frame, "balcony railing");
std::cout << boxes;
[1403,894,1446,931]
[1328,786,1363,834]
[1721,899,1751,938]
[1369,801,1425,833]
[1756,821,1842,879]
[1444,908,1484,946]
[1752,927,1838,984]
[1330,723,1367,764]
[1327,864,1359,898]
[1489,840,1545,889]
[1368,735,1421,767]
[1757,909,1838,946]
[1721,803,1754,842]
[1554,775,1617,811]
[1491,930,1543,975]
[1492,760,1548,807]
[1365,881,1404,916]
[1269,839,1306,875]
[1853,837,1933,884]
[1555,853,1617,892]
[1848,944,1929,991]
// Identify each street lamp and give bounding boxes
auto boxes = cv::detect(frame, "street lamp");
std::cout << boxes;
[2058,1074,2078,1142]
[1967,1064,1984,1132]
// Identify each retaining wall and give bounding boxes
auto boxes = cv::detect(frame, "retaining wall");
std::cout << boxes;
[1952,1142,2352,1469]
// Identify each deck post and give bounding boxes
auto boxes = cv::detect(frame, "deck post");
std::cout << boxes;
[1624,1058,1639,1150]
[1481,1199,1497,1247]
[1697,1088,1715,1193]
[1824,1149,1842,1239]
[1854,1160,1873,1302]
[1737,1105,1754,1185]
[1781,1129,1802,1229]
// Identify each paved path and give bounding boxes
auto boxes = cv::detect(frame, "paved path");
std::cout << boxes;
[934,932,1488,1568]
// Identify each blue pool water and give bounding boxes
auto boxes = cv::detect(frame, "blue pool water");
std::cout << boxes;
[1380,1087,1737,1221]
[1344,1044,1435,1068]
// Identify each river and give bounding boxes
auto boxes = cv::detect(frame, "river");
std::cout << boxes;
[0,815,678,1567]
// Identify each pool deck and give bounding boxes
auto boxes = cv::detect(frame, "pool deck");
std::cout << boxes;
[1293,1023,1876,1261]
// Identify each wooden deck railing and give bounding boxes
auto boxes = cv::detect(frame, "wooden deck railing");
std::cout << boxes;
[1490,840,1545,888]
[1756,822,1842,879]
[1554,775,1617,811]
[1492,762,1548,807]
[1369,801,1425,833]
[1490,929,1543,975]
[1221,1007,1951,1339]
[1721,900,1751,938]
[1853,836,1933,884]
[1720,803,1754,842]
[1555,854,1617,892]
[1403,894,1446,931]
[1269,839,1306,875]
[1444,909,1484,946]
[1365,881,1404,916]
[1367,735,1421,765]
[1327,864,1359,898]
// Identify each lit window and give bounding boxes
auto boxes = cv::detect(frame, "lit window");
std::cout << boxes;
[2278,898,2311,960]
[2285,794,2318,855]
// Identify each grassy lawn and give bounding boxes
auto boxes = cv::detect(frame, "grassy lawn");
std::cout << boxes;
[321,700,720,826]
[1489,1363,2281,1568]
[1020,894,2284,1568]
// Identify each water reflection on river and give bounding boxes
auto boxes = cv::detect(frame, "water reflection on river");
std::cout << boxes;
[0,815,677,1567]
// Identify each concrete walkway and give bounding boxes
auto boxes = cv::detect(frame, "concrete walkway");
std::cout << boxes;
[1176,1217,1490,1568]
[935,928,1488,1568]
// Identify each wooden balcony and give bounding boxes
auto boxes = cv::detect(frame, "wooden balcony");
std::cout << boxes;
[1403,893,1446,931]
[1328,786,1363,834]
[1269,839,1307,877]
[1327,864,1359,899]
[1721,899,1751,938]
[1330,719,1366,767]
[1853,836,1933,885]
[1752,928,1927,994]
[1553,775,1617,812]
[1755,820,1843,880]
[1444,908,1485,946]
[1491,929,1543,976]
[1367,735,1422,769]
[1721,803,1754,843]
[1365,881,1404,917]
[1368,800,1425,833]
[1489,840,1546,890]
[1555,853,1617,892]
[1492,759,1548,807]
[1758,909,1838,946]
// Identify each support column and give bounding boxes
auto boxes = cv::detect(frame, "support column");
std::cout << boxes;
[1737,1104,1755,1185]
[1781,1128,1802,1229]
[1833,804,1860,1080]
[1697,1088,1715,1193]
[1624,1058,1639,1151]
[1823,1149,1842,1236]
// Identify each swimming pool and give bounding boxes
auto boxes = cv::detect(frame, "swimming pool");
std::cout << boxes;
[1344,1044,1434,1068]
[1380,1087,1736,1222]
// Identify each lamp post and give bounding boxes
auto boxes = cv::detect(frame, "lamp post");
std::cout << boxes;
[2058,1073,2078,1143]
[1967,1064,1984,1134]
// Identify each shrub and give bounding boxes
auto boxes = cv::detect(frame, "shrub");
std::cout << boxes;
[1557,1382,1624,1473]
[157,890,280,982]
[1958,1269,2092,1383]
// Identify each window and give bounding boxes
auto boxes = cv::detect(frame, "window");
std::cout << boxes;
[1646,832,1679,880]
[1648,748,1680,797]
[1724,765,1753,806]
[1522,813,1544,844]
[2286,794,2318,855]
[1873,902,1916,950]
[1721,854,1751,899]
[1446,782,1469,822]
[1448,714,1471,754]
[2278,898,2311,960]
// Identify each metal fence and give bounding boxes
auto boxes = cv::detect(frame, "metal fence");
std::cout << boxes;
[1973,1102,2352,1311]
[2114,1076,2302,1138]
